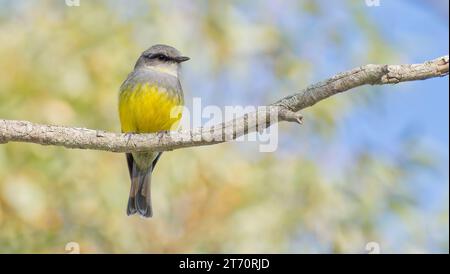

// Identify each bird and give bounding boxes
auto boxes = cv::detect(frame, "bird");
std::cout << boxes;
[118,44,189,217]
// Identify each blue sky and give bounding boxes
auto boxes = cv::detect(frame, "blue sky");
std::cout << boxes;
[236,0,449,252]
[339,1,448,178]
[336,0,448,251]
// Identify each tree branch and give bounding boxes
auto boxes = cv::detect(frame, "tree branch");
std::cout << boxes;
[1,55,448,153]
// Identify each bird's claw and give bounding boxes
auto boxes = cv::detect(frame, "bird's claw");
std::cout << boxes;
[157,130,169,139]
[123,132,135,144]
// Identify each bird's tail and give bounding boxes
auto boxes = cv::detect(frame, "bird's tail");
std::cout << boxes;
[126,153,153,218]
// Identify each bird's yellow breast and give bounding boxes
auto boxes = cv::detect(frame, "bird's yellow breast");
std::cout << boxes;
[119,83,183,133]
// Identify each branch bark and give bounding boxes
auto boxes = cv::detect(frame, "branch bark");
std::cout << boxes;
[1,55,448,153]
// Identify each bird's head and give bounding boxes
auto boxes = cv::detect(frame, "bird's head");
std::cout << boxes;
[134,44,190,77]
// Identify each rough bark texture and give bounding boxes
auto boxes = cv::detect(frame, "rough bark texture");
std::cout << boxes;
[1,55,448,153]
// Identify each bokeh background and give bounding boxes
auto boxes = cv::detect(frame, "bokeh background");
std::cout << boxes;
[0,0,448,253]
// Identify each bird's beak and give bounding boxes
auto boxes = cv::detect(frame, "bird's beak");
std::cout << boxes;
[175,56,190,63]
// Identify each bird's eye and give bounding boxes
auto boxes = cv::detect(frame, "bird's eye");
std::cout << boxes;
[144,53,169,61]
[156,54,168,61]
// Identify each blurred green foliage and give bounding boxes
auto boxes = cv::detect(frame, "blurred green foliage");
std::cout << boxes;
[0,0,447,253]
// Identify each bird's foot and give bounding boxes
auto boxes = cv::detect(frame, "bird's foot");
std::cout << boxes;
[123,132,136,144]
[156,130,170,139]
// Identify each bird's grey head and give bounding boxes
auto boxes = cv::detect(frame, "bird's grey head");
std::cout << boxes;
[134,44,190,77]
